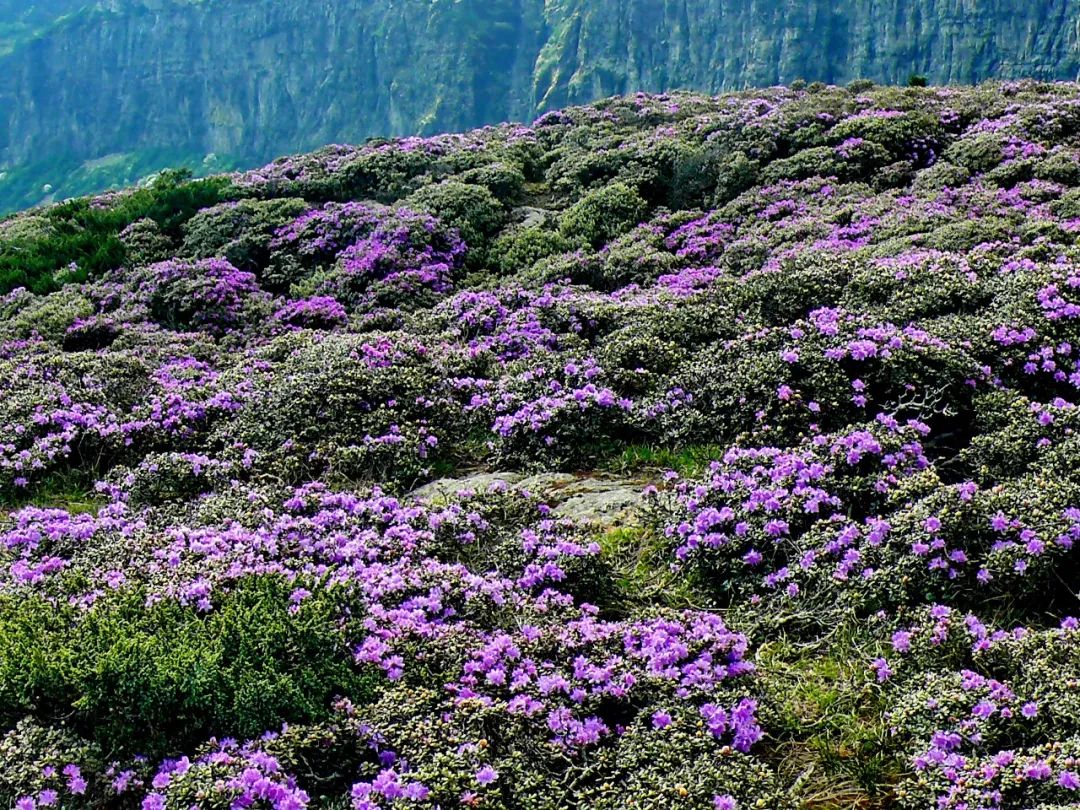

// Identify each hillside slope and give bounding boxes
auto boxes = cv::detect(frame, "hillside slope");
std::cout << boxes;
[5,81,1080,809]
[3,0,1080,211]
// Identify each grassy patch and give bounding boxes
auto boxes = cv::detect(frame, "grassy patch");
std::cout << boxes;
[757,631,904,810]
[0,471,103,516]
[598,524,701,608]
[605,442,727,478]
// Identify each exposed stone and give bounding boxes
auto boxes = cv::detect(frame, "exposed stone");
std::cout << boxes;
[409,471,645,527]
[408,472,527,503]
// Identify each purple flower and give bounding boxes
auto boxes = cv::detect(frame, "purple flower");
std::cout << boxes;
[891,631,912,653]
[871,657,893,683]
[1025,760,1052,780]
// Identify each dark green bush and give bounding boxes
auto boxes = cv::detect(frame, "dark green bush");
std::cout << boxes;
[490,224,571,275]
[118,217,175,266]
[181,197,310,277]
[1033,149,1080,186]
[763,142,892,184]
[558,182,648,248]
[943,132,1007,174]
[459,162,527,203]
[0,171,235,294]
[829,111,943,162]
[711,151,761,206]
[2,287,94,341]
[220,332,470,485]
[911,161,971,192]
[1051,187,1080,219]
[983,156,1037,188]
[0,576,379,758]
[405,180,507,251]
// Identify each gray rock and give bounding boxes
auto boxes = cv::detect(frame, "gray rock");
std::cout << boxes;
[408,472,526,502]
[409,471,645,527]
[511,207,551,229]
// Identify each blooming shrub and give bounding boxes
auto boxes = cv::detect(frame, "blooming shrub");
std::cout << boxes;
[296,207,467,312]
[8,81,1080,808]
[140,257,265,334]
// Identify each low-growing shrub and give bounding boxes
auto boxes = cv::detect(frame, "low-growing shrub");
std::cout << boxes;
[559,182,648,248]
[0,576,379,759]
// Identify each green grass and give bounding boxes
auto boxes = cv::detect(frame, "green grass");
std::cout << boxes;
[605,442,727,478]
[0,471,103,516]
[597,525,700,607]
[756,629,905,810]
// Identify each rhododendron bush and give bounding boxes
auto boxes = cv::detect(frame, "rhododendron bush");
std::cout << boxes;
[5,80,1080,808]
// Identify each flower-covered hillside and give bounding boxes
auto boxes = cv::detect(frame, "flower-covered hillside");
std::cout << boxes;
[5,80,1080,808]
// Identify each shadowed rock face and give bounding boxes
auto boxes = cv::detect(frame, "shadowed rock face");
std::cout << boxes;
[3,0,1080,211]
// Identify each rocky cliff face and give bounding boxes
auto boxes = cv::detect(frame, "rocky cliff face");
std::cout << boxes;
[2,0,1079,211]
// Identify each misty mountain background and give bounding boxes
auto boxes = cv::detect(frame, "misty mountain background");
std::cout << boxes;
[2,0,1078,214]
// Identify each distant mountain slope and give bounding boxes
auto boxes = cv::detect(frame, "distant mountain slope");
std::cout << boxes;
[2,0,1080,212]
[0,0,88,53]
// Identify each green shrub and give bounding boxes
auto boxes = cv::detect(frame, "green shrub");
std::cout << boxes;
[763,142,892,184]
[490,225,571,275]
[405,180,507,251]
[219,332,469,485]
[711,151,760,206]
[919,217,1015,252]
[1033,149,1080,186]
[459,162,527,203]
[0,171,235,294]
[0,576,379,758]
[558,182,648,248]
[943,132,1007,174]
[911,161,971,192]
[2,287,93,341]
[829,111,943,162]
[1051,187,1080,219]
[983,156,1037,188]
[118,217,175,266]
[181,197,310,277]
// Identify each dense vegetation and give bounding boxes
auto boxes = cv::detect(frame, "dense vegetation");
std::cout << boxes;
[5,80,1080,808]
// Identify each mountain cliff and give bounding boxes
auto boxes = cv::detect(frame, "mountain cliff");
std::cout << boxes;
[2,0,1079,212]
